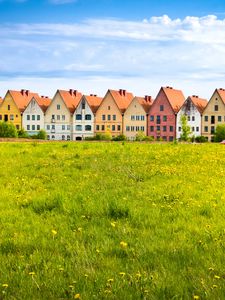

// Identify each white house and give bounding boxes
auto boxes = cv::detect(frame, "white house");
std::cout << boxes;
[73,94,102,140]
[22,96,51,135]
[45,89,82,140]
[176,95,207,139]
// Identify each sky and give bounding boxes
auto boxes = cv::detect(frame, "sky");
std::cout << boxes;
[1,0,225,99]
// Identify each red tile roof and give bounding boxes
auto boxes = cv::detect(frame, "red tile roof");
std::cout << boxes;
[58,89,82,113]
[162,86,185,113]
[84,94,103,113]
[9,90,40,113]
[189,95,207,114]
[216,88,225,104]
[109,89,134,113]
[135,95,153,113]
[36,96,51,113]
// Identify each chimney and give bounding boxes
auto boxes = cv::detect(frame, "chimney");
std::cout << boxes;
[21,89,25,96]
[74,90,77,97]
[94,94,97,97]
[25,90,29,96]
[123,90,126,96]
[90,94,93,96]
[119,89,123,96]
[69,89,74,96]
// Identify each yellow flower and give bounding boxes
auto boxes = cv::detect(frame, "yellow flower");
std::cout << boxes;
[212,285,218,288]
[74,294,81,299]
[119,272,126,276]
[51,229,57,236]
[111,221,116,228]
[120,241,128,249]
[107,278,114,283]
[193,296,200,300]
[2,284,8,288]
[136,272,141,278]
[77,227,82,232]
[214,275,220,279]
[29,272,35,276]
[208,267,214,271]
[59,268,64,271]
[84,274,88,278]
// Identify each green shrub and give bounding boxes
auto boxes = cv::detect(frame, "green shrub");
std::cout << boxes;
[18,128,29,138]
[195,136,207,143]
[95,133,112,141]
[112,134,126,141]
[214,124,225,142]
[0,122,18,138]
[144,136,154,142]
[135,131,146,141]
[36,130,47,140]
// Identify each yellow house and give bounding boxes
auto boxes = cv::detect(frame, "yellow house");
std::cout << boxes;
[95,89,133,137]
[202,88,225,141]
[123,96,152,140]
[0,89,40,130]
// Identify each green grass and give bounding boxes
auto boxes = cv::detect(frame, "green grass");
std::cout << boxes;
[0,141,225,299]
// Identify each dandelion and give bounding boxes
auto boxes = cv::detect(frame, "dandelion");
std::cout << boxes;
[136,272,141,278]
[107,278,114,283]
[214,275,220,279]
[51,229,57,236]
[74,294,81,299]
[120,241,128,249]
[59,268,64,272]
[119,272,126,277]
[84,274,88,278]
[212,285,218,288]
[209,267,214,271]
[29,272,35,276]
[2,284,8,288]
[111,221,116,228]
[96,249,100,254]
[193,296,200,300]
[77,227,82,232]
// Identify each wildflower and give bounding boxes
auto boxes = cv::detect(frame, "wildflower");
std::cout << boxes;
[119,272,126,277]
[107,278,114,283]
[111,221,116,228]
[51,229,57,236]
[208,267,214,271]
[212,285,218,288]
[120,241,128,249]
[74,294,81,299]
[136,272,141,278]
[29,272,35,276]
[193,296,200,300]
[84,274,88,278]
[2,284,8,288]
[77,227,82,232]
[214,275,220,279]
[96,249,100,254]
[59,268,64,272]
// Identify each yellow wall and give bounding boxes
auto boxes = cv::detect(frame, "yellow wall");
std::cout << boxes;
[95,91,123,136]
[202,91,225,141]
[0,92,22,130]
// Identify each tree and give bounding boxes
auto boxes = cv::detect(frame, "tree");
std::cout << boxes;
[214,124,225,142]
[180,115,191,141]
[0,122,18,138]
[36,130,47,140]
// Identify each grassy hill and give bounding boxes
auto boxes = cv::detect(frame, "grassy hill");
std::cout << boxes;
[0,142,225,299]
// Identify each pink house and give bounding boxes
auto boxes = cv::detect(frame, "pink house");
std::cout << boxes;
[148,86,185,141]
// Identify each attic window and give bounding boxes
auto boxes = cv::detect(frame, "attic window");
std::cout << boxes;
[82,100,85,110]
[57,104,60,110]
[215,98,218,101]
[108,106,111,110]
[8,105,10,111]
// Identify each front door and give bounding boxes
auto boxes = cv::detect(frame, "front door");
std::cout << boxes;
[4,115,8,122]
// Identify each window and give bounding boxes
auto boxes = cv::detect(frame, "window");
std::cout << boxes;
[57,115,60,121]
[156,126,160,131]
[218,116,222,122]
[16,125,19,130]
[163,126,167,132]
[85,114,92,120]
[62,135,65,140]
[160,105,164,111]
[96,125,99,131]
[150,115,154,121]
[192,127,195,132]
[136,126,140,131]
[107,115,111,121]
[101,125,105,131]
[211,126,215,134]
[47,135,50,140]
[136,116,140,121]
[188,116,190,121]
[108,106,111,110]
[170,126,173,132]
[62,125,65,130]
[67,125,70,130]
[156,115,160,124]
[150,126,154,132]
[204,126,208,132]
[0,115,2,121]
[76,114,82,120]
[52,135,55,140]
[32,115,35,121]
[141,116,145,121]
[131,115,135,121]
[178,127,181,132]
[47,125,50,130]
[37,115,40,121]
[215,105,219,111]
[163,136,167,141]
[112,125,116,131]
[113,115,116,121]
[169,136,174,141]
[82,100,85,110]
[52,114,55,120]
[196,127,199,132]
[52,125,55,130]
[32,125,35,130]
[10,114,14,121]
[204,116,208,122]
[192,116,195,121]
[141,126,145,131]
[131,126,135,132]
[211,116,215,124]
[67,135,70,141]
[76,125,82,131]
[107,125,110,130]
[126,126,130,131]
[62,115,65,121]
[102,115,106,121]
[85,125,91,131]
[8,105,10,111]
[118,125,121,131]
[27,125,30,130]
[27,115,30,121]
[37,125,40,130]
[57,104,60,110]
[163,116,167,122]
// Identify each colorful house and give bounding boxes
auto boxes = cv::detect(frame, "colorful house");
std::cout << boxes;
[148,86,185,141]
[176,95,207,139]
[22,96,51,135]
[0,89,40,130]
[45,89,82,140]
[73,94,102,140]
[123,95,152,140]
[95,89,133,137]
[202,88,225,141]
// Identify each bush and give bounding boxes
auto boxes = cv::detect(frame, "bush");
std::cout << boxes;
[195,136,207,143]
[0,122,18,138]
[214,125,225,142]
[135,131,146,141]
[36,130,47,140]
[112,134,126,141]
[95,133,112,141]
[144,136,154,142]
[18,128,29,138]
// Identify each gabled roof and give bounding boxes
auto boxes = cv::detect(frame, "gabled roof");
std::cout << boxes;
[108,89,134,113]
[58,89,82,113]
[134,95,153,113]
[189,95,207,114]
[0,97,3,105]
[8,90,40,113]
[30,96,51,113]
[216,88,225,104]
[84,94,103,114]
[161,86,185,113]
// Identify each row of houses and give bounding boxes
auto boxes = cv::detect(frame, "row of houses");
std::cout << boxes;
[0,86,224,141]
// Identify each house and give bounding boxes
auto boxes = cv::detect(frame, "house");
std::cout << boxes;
[176,95,207,139]
[73,94,102,140]
[22,96,51,135]
[148,86,185,141]
[202,88,225,141]
[45,89,82,140]
[0,97,3,105]
[123,95,152,140]
[95,89,133,137]
[0,89,40,130]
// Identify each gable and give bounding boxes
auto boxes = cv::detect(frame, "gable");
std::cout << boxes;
[96,91,122,116]
[45,91,71,116]
[1,92,20,114]
[203,90,225,114]
[23,98,43,115]
[124,98,146,115]
[149,89,174,115]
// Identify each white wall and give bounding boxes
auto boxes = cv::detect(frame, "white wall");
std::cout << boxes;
[22,99,44,135]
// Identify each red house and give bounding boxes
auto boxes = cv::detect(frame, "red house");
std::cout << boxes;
[148,86,185,141]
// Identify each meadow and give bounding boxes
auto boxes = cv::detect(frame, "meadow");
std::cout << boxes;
[0,141,225,299]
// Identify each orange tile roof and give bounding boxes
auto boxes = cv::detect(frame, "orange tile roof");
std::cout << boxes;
[189,95,208,114]
[135,95,153,113]
[109,89,134,113]
[9,90,40,113]
[36,96,51,113]
[84,94,103,113]
[58,89,82,113]
[216,88,225,104]
[162,86,185,113]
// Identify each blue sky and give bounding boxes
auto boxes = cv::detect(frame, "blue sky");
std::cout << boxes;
[1,0,225,99]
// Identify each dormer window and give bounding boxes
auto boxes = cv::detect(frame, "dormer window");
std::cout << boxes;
[57,104,60,110]
[82,100,85,110]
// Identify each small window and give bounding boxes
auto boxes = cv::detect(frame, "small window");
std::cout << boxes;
[67,135,70,141]
[126,126,129,132]
[52,115,55,120]
[163,126,167,132]
[150,115,154,121]
[47,125,50,130]
[204,126,208,132]
[136,116,140,121]
[101,125,105,130]
[150,126,154,132]
[188,116,190,121]
[37,115,40,121]
[51,124,55,129]
[218,116,222,122]
[108,115,111,121]
[141,126,145,131]
[215,105,219,111]
[67,125,70,130]
[156,116,160,124]
[82,100,85,110]
[76,114,82,120]
[37,125,40,130]
[178,127,181,132]
[108,106,111,110]
[160,105,164,111]
[8,105,10,111]
[62,115,65,121]
[76,125,82,131]
[102,115,106,121]
[211,126,215,134]
[156,126,160,131]
[131,126,135,132]
[85,114,92,120]
[57,104,60,110]
[169,136,174,141]
[85,125,91,131]
[96,125,99,131]
[0,115,2,121]
[112,125,115,131]
[10,114,14,121]
[192,116,195,121]
[57,115,60,121]
[131,115,135,121]
[32,125,35,130]
[163,116,167,122]
[27,115,30,121]
[47,135,50,140]
[62,125,65,130]
[52,135,55,140]
[27,125,30,130]
[117,125,121,131]
[170,126,173,132]
[196,127,199,132]
[192,127,195,132]
[163,136,167,141]
[16,125,19,130]
[113,115,116,121]
[204,116,208,122]
[62,135,65,140]
[32,115,35,121]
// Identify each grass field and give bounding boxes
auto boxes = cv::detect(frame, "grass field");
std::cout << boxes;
[0,141,225,299]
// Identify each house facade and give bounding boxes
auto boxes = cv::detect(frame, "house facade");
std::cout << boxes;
[22,96,51,135]
[202,88,225,141]
[95,89,133,137]
[73,94,102,140]
[45,89,82,141]
[176,95,207,139]
[148,86,185,141]
[0,90,40,130]
[123,96,152,140]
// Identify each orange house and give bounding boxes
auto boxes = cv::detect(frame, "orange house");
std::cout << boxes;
[0,89,40,130]
[95,89,134,137]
